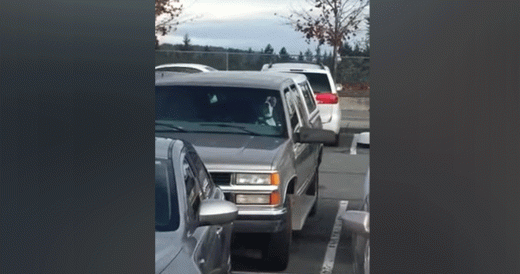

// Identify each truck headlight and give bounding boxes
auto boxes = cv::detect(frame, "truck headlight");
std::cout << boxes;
[235,173,279,185]
[236,194,270,204]
[235,191,281,205]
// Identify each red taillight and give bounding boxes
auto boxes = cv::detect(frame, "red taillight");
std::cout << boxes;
[315,93,339,104]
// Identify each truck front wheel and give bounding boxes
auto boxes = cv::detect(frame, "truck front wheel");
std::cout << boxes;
[262,197,292,271]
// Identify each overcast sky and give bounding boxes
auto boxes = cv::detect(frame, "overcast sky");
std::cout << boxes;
[157,0,369,55]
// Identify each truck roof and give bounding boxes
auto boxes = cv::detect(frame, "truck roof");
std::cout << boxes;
[155,71,300,90]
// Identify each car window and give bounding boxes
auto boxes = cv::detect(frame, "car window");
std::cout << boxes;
[180,67,201,73]
[155,160,180,231]
[300,82,317,112]
[156,67,182,72]
[156,86,287,137]
[186,147,213,198]
[284,87,302,132]
[181,150,202,220]
[291,84,307,113]
[156,67,200,73]
[290,85,309,125]
[291,72,332,93]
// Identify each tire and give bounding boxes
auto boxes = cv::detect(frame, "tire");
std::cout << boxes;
[353,235,369,274]
[262,197,292,271]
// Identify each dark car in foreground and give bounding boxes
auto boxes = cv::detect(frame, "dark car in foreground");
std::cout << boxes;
[156,71,336,270]
[155,137,238,274]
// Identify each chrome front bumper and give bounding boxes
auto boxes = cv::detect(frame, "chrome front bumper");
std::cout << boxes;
[232,207,288,233]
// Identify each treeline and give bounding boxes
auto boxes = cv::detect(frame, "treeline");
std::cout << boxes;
[156,43,289,71]
[336,44,370,84]
[156,40,369,84]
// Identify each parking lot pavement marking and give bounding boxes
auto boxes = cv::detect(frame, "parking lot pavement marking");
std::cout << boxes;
[320,200,349,274]
[349,134,359,155]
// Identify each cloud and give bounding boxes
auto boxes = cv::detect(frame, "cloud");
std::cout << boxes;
[181,0,297,22]
[160,18,334,54]
[159,0,369,54]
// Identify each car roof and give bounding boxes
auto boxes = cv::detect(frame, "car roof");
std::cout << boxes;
[155,63,215,70]
[263,71,308,83]
[155,71,299,90]
[263,62,330,72]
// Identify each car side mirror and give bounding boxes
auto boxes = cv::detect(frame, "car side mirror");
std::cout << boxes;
[294,127,337,145]
[198,199,238,226]
[336,83,343,92]
[341,210,369,235]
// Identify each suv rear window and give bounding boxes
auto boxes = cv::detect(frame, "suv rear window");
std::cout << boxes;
[290,72,332,93]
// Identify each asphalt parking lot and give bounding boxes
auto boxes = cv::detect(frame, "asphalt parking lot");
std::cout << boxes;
[231,98,370,273]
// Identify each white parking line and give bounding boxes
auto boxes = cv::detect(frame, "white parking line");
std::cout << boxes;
[350,134,359,155]
[320,200,349,274]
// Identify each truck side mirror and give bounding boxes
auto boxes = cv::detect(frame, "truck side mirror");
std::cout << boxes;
[294,127,337,145]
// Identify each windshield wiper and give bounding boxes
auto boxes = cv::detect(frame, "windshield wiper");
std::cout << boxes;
[199,123,262,136]
[155,121,188,132]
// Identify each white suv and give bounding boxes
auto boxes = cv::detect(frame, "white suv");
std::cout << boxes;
[261,63,341,144]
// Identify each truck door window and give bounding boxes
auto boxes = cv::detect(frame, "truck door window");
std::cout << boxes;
[284,87,302,132]
[290,84,309,124]
[300,82,317,112]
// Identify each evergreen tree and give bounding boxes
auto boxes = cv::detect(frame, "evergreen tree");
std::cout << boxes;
[264,44,274,54]
[279,47,290,62]
[315,46,322,63]
[305,49,313,62]
[182,33,191,51]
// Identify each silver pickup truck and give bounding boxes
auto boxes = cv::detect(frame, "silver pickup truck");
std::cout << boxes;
[156,71,335,270]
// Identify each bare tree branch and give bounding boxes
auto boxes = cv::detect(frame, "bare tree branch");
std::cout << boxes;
[277,0,369,81]
[155,0,201,49]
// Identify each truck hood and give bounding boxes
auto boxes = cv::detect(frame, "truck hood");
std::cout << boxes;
[156,133,289,171]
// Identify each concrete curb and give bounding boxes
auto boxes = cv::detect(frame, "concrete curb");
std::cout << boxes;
[339,97,369,111]
[339,97,369,130]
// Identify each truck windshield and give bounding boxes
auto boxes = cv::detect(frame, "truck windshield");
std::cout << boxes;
[156,86,287,137]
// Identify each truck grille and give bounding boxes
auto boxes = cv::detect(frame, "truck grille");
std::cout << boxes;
[210,172,232,186]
